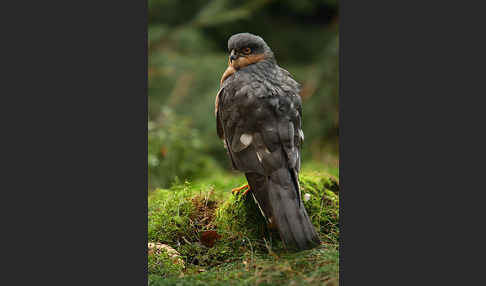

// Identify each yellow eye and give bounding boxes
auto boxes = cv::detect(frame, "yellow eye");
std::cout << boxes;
[243,47,251,54]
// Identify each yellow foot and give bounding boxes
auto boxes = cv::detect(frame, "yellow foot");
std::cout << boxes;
[232,184,250,196]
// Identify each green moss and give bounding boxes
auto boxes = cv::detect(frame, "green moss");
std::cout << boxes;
[176,242,238,267]
[148,181,198,245]
[213,171,340,247]
[207,187,272,261]
[148,246,339,286]
[148,249,184,278]
[214,187,268,241]
[299,171,340,244]
[147,170,340,285]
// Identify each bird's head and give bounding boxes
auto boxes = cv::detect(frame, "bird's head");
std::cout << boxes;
[227,33,275,70]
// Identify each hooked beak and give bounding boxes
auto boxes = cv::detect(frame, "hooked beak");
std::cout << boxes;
[229,49,238,63]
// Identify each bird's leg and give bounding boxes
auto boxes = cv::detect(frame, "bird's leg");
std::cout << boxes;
[231,184,250,196]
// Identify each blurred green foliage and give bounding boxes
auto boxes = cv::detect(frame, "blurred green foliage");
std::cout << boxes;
[148,108,220,189]
[149,0,339,188]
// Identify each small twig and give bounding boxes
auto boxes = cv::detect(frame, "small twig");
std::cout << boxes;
[263,237,273,255]
[204,190,209,209]
[181,236,191,245]
[242,235,254,269]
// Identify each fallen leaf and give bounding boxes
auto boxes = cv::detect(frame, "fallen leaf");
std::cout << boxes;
[200,230,222,248]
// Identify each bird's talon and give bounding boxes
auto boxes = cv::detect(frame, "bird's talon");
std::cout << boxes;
[232,184,250,195]
[242,186,250,195]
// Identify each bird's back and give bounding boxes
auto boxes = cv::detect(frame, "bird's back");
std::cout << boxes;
[218,61,303,174]
[217,60,321,250]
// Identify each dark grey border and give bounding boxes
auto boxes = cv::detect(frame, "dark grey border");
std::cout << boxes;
[1,1,148,284]
[340,1,486,285]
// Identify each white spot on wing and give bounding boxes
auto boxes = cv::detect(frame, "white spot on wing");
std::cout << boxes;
[299,129,305,141]
[240,133,253,146]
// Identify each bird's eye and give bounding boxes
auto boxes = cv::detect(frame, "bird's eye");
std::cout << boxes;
[242,47,251,54]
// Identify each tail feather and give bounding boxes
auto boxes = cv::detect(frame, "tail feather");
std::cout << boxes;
[246,169,321,251]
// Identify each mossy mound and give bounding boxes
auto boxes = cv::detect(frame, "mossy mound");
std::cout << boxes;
[214,171,340,247]
[147,170,339,280]
[148,182,231,268]
[148,182,198,245]
[300,171,340,244]
[213,188,269,250]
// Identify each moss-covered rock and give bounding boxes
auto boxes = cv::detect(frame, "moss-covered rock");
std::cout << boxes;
[148,243,185,277]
